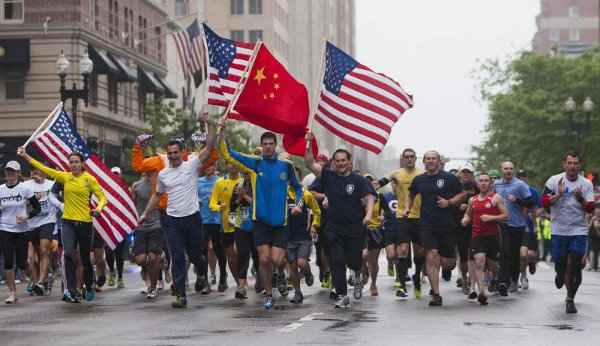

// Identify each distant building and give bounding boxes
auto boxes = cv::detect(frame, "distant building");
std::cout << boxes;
[532,0,599,56]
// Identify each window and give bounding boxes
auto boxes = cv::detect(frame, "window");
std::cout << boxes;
[568,6,579,18]
[124,7,129,45]
[249,30,263,43]
[138,16,143,53]
[569,28,580,41]
[94,0,99,30]
[108,0,113,38]
[114,2,119,39]
[108,74,118,113]
[143,18,148,55]
[230,30,244,41]
[88,73,98,106]
[250,0,262,14]
[1,0,24,23]
[549,29,560,42]
[0,68,25,100]
[156,26,162,63]
[129,9,134,48]
[175,0,187,16]
[230,0,244,15]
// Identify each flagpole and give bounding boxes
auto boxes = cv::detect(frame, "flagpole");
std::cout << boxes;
[222,40,263,121]
[308,38,327,131]
[23,102,63,148]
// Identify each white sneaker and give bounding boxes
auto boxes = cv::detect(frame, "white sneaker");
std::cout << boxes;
[146,289,159,299]
[335,295,350,309]
[521,277,529,290]
[5,292,17,304]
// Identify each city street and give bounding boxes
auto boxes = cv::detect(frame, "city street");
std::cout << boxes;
[1,258,599,346]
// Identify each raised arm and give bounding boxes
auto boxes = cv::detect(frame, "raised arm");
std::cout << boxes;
[195,112,217,165]
[304,131,322,177]
[217,118,257,173]
[17,147,67,183]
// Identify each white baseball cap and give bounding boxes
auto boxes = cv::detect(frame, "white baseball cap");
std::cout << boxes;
[460,163,475,173]
[4,160,21,171]
[110,166,122,175]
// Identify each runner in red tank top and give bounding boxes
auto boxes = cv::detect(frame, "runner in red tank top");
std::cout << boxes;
[461,173,508,305]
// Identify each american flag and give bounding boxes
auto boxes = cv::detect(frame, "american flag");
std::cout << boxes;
[203,23,255,109]
[30,107,138,249]
[172,19,206,88]
[314,42,414,154]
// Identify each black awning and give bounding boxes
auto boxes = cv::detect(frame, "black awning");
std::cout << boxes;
[155,73,177,98]
[108,53,137,82]
[138,67,164,94]
[89,46,119,75]
[0,39,30,68]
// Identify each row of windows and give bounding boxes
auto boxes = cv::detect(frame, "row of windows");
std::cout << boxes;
[88,74,146,120]
[231,0,262,15]
[230,29,263,43]
[548,28,581,42]
[0,0,23,23]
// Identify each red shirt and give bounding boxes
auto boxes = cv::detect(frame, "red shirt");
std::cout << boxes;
[472,192,501,237]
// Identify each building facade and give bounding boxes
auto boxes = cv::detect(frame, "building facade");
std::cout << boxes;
[0,0,175,170]
[532,0,599,56]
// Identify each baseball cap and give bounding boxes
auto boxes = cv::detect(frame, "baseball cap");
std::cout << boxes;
[517,169,528,178]
[4,160,21,171]
[363,173,375,181]
[110,167,122,175]
[488,169,501,178]
[460,163,475,173]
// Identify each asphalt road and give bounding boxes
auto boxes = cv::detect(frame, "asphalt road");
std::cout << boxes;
[1,258,599,346]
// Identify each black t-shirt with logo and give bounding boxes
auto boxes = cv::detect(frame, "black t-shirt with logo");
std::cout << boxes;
[320,169,376,236]
[409,170,463,227]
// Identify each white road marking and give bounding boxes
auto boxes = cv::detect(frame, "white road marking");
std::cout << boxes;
[300,312,324,321]
[278,322,304,332]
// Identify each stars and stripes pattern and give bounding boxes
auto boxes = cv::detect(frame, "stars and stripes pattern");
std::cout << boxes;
[203,23,255,109]
[314,42,414,154]
[172,19,206,88]
[31,108,138,249]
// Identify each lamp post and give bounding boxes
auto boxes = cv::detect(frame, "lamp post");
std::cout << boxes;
[56,49,94,129]
[564,96,594,160]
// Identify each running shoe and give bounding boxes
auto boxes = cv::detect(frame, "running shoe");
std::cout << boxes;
[290,290,304,304]
[147,289,159,300]
[565,299,577,314]
[277,273,288,297]
[478,293,488,306]
[334,295,350,309]
[468,291,478,300]
[218,276,228,292]
[210,273,217,285]
[395,287,408,299]
[498,282,508,297]
[387,262,395,277]
[117,278,125,289]
[521,277,529,290]
[428,294,443,307]
[32,283,45,296]
[172,295,187,308]
[263,295,274,310]
[108,274,116,287]
[305,270,314,287]
[442,269,452,282]
[201,284,211,295]
[62,291,79,303]
[329,289,338,300]
[74,289,84,301]
[97,275,106,288]
[353,271,363,300]
[85,288,96,302]
[195,276,206,293]
[5,292,17,304]
[321,272,332,289]
[235,286,248,300]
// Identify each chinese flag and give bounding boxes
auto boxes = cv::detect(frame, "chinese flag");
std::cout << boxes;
[233,44,317,156]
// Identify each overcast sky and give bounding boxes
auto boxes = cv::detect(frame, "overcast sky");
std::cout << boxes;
[355,0,540,166]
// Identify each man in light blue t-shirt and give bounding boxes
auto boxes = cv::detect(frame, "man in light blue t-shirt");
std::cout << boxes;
[494,161,534,296]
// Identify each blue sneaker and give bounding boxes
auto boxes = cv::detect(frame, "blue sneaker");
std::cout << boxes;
[62,291,80,303]
[263,295,274,310]
[84,288,96,302]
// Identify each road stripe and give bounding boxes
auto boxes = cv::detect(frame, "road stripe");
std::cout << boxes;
[277,322,304,332]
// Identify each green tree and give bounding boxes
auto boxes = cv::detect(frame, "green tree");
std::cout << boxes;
[473,48,600,186]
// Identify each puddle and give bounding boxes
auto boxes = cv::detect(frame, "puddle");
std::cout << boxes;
[464,321,583,331]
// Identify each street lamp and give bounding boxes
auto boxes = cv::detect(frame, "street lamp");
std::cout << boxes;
[564,96,594,159]
[57,49,94,129]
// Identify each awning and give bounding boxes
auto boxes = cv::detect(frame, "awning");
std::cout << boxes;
[108,53,137,82]
[138,67,164,94]
[88,46,119,75]
[154,73,177,98]
[0,39,30,68]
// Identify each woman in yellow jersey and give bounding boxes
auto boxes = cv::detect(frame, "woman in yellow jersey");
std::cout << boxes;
[18,147,107,303]
[363,174,384,296]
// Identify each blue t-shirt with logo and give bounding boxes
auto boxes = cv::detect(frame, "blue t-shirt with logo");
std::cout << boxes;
[494,177,532,228]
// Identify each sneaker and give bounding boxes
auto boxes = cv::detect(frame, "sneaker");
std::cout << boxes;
[277,273,288,297]
[478,293,489,306]
[263,295,274,310]
[201,284,211,295]
[172,295,187,308]
[442,269,452,282]
[565,299,577,314]
[218,276,228,293]
[521,277,529,290]
[117,278,125,289]
[412,274,422,299]
[305,270,314,287]
[498,282,508,297]
[334,295,350,309]
[5,292,17,304]
[32,283,45,296]
[429,294,443,307]
[235,286,248,300]
[387,262,395,277]
[555,274,564,289]
[353,271,363,300]
[509,280,518,293]
[195,276,207,293]
[210,273,217,285]
[468,291,478,300]
[108,274,116,287]
[395,287,408,300]
[85,288,96,302]
[290,291,304,304]
[329,289,338,300]
[528,262,536,275]
[62,291,79,303]
[97,275,106,288]
[147,289,159,300]
[141,286,149,295]
[321,272,332,289]
[75,289,84,301]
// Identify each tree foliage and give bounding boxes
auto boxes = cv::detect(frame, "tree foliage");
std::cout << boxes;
[473,48,600,186]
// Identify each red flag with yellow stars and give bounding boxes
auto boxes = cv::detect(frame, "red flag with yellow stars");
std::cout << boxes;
[232,44,317,156]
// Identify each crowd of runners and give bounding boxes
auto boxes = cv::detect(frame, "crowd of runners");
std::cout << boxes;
[0,112,596,314]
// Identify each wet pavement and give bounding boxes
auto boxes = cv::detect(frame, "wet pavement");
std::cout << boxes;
[0,258,599,346]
